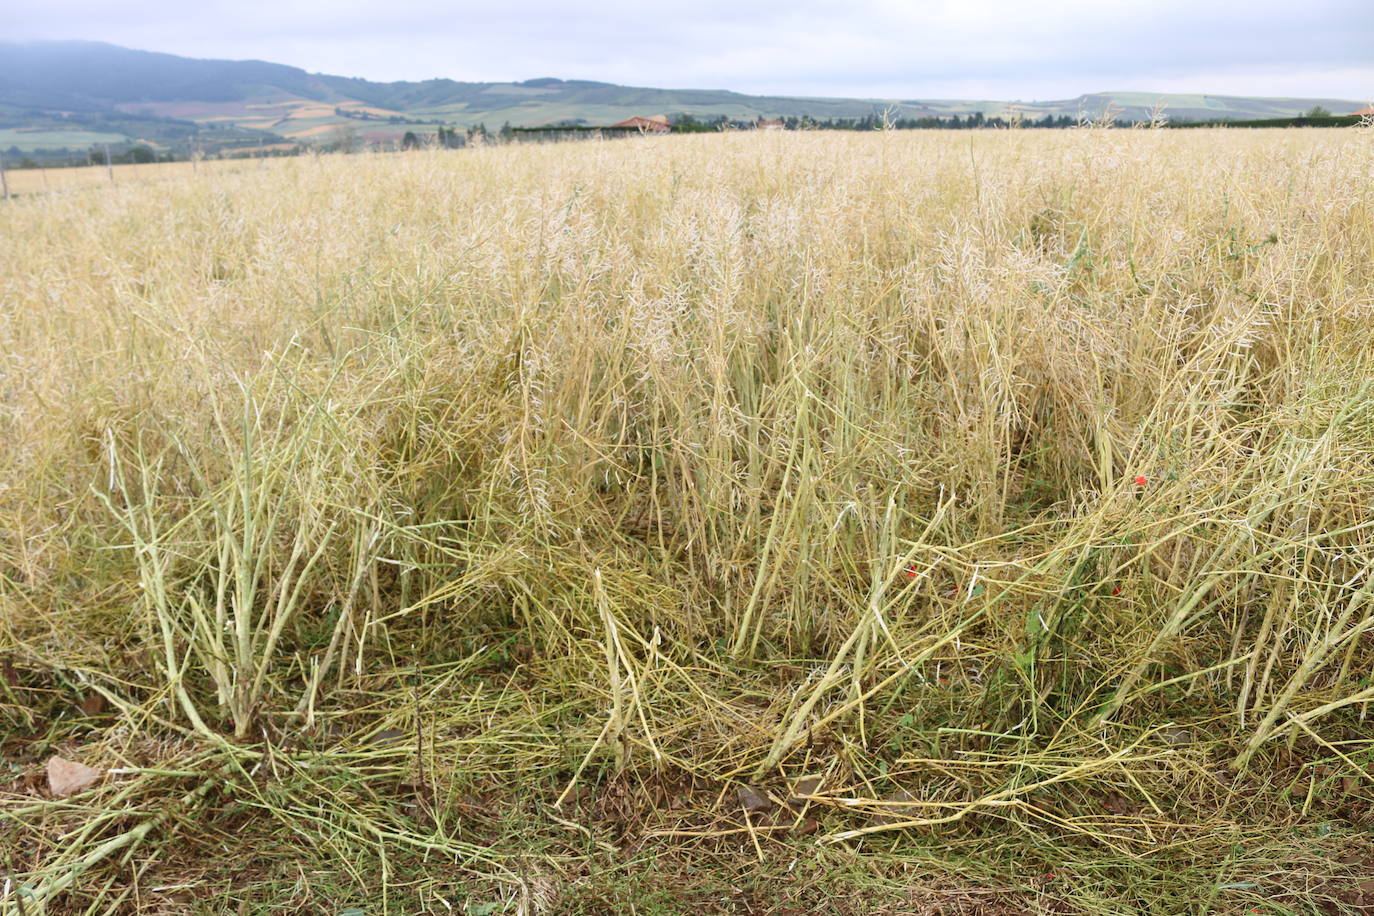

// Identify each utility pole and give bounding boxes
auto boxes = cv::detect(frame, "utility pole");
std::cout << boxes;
[103,144,114,182]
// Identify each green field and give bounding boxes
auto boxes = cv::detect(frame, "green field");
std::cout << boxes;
[0,128,132,152]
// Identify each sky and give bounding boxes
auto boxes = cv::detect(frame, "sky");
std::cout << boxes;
[9,0,1373,101]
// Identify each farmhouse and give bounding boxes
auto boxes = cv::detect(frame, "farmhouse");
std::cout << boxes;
[1351,104,1374,116]
[611,114,671,132]
[757,118,785,130]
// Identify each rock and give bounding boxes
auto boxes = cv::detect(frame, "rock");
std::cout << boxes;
[871,787,920,826]
[1160,728,1191,747]
[367,728,407,747]
[47,756,103,797]
[737,784,773,813]
[789,775,823,808]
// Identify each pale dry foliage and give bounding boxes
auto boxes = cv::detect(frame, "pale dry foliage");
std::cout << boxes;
[2,127,1373,912]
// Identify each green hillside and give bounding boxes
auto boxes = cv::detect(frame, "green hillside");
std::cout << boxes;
[0,40,1366,155]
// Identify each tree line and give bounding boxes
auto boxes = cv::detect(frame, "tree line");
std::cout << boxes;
[671,112,1083,131]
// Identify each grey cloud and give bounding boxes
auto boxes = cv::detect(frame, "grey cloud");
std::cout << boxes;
[8,0,1372,99]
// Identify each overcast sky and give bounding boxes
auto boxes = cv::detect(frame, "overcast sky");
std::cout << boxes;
[10,0,1373,101]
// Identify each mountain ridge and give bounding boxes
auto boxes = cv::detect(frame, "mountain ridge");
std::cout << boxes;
[1,40,1367,156]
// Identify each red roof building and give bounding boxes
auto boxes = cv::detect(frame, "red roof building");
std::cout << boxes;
[1351,104,1374,116]
[611,115,671,132]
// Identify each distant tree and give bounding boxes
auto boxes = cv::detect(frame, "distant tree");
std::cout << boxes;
[128,146,155,164]
[499,121,515,141]
[672,114,719,133]
[1305,106,1332,118]
[401,131,420,150]
[436,126,466,149]
[332,125,360,153]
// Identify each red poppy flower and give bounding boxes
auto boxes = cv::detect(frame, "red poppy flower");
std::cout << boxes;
[1111,586,1122,596]
[904,565,918,578]
[1133,475,1147,486]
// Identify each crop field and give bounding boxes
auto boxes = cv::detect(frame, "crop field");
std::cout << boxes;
[1,158,295,195]
[2,127,1373,914]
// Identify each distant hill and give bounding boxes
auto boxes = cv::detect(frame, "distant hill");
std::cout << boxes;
[1,41,1367,156]
[0,41,319,108]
